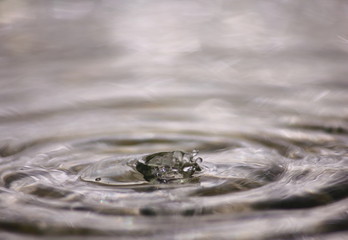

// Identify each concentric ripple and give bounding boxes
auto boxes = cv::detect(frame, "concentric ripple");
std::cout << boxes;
[1,130,347,239]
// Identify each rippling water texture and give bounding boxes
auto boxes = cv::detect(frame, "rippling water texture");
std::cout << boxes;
[1,1,348,239]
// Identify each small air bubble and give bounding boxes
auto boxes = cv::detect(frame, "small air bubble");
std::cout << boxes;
[95,177,101,181]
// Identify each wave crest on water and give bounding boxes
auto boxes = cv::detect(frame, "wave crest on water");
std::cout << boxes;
[1,130,347,239]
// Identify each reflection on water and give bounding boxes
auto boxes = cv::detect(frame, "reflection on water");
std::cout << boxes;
[1,0,348,239]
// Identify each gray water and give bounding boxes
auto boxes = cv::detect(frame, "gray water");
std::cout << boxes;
[1,1,348,239]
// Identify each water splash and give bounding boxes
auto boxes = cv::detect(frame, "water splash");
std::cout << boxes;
[135,150,203,183]
[80,150,203,185]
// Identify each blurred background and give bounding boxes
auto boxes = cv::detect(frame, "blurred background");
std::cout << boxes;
[1,0,348,145]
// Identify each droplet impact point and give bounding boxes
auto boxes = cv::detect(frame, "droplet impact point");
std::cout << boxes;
[136,150,203,183]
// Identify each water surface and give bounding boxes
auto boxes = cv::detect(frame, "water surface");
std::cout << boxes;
[1,1,348,239]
